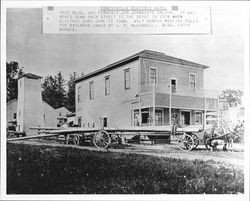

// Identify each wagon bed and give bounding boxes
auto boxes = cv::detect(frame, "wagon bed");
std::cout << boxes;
[8,125,203,151]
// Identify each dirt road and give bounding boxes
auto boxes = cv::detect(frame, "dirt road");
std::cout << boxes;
[8,139,245,169]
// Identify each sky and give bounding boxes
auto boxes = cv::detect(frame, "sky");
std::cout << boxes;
[6,6,246,92]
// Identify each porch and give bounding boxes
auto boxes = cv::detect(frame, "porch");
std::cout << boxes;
[132,107,205,127]
[131,89,218,127]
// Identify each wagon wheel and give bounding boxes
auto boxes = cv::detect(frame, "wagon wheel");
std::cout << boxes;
[177,133,194,151]
[93,130,111,149]
[191,133,199,150]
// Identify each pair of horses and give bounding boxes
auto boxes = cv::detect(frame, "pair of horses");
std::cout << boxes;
[203,122,244,151]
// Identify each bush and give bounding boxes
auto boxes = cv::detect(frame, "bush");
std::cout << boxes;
[7,143,244,194]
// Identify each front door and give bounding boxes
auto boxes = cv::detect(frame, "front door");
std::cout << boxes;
[141,112,149,126]
[155,109,163,126]
[180,111,190,126]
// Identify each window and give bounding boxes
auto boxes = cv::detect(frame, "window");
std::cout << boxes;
[43,114,46,123]
[133,110,140,126]
[105,76,110,95]
[133,109,150,126]
[78,117,82,127]
[124,69,130,89]
[103,117,107,127]
[195,112,203,125]
[13,113,17,119]
[150,67,157,83]
[77,86,81,103]
[189,73,196,92]
[171,78,177,93]
[89,81,94,99]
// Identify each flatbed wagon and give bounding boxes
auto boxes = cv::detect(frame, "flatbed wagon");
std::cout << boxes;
[7,125,203,151]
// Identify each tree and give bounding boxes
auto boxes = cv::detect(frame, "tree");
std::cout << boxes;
[42,72,67,109]
[42,71,83,112]
[65,72,77,112]
[42,75,57,108]
[6,61,23,102]
[220,89,243,107]
[56,71,67,107]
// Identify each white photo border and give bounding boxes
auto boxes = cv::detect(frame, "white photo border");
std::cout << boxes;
[1,1,249,201]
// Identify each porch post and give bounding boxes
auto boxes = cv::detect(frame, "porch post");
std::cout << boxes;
[139,97,141,126]
[169,82,172,127]
[153,79,156,126]
[204,94,207,130]
[217,98,220,128]
[138,58,142,126]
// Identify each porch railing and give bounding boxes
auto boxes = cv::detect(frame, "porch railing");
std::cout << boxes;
[141,83,218,99]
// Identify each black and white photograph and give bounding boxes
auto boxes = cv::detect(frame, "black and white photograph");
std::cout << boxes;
[1,1,249,200]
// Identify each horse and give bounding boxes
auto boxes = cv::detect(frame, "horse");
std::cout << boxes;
[204,126,240,151]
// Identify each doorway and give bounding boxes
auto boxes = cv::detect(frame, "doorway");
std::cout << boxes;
[155,109,163,126]
[180,111,190,126]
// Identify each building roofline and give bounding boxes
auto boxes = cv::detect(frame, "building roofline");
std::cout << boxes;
[66,112,75,117]
[19,73,43,80]
[55,106,70,111]
[7,99,17,105]
[74,52,140,83]
[74,50,209,83]
[42,101,56,110]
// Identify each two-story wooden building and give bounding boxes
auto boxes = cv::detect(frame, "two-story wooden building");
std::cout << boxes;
[74,50,218,128]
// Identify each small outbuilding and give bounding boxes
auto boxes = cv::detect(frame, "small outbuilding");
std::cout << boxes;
[7,73,58,136]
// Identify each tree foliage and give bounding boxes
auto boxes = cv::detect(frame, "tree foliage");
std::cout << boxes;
[42,72,67,109]
[219,89,243,107]
[65,72,77,112]
[7,60,80,112]
[6,61,23,102]
[42,72,81,112]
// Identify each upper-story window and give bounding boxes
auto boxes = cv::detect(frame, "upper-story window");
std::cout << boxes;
[105,76,110,95]
[149,67,157,84]
[189,73,196,92]
[171,78,177,93]
[77,86,81,102]
[124,69,130,90]
[89,81,94,100]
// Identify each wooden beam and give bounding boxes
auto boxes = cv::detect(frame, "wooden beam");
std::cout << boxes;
[7,134,61,141]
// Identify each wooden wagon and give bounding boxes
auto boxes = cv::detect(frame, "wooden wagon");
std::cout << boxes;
[8,125,203,151]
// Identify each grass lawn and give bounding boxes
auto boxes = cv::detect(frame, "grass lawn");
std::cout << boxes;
[7,142,244,194]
